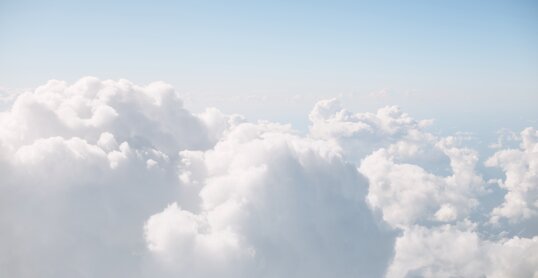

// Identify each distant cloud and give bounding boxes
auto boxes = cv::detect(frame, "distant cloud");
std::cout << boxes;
[0,78,536,277]
[367,88,417,100]
[486,127,538,223]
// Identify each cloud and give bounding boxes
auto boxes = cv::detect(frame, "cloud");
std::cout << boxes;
[359,135,484,228]
[387,224,538,278]
[486,127,538,223]
[0,77,222,154]
[144,121,394,277]
[308,98,537,276]
[0,77,231,277]
[0,78,536,277]
[309,98,433,160]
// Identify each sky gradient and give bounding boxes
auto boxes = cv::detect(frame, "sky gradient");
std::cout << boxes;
[1,0,537,132]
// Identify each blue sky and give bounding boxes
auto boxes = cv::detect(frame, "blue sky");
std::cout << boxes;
[1,0,537,132]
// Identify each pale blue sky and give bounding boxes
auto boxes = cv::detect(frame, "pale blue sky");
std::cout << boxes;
[1,0,537,134]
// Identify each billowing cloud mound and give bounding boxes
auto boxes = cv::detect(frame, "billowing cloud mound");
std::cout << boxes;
[0,77,235,277]
[360,137,484,228]
[486,127,538,223]
[387,224,538,278]
[145,122,394,277]
[0,77,536,277]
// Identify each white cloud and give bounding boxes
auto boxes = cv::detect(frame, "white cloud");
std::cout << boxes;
[145,121,394,277]
[486,127,538,223]
[0,77,230,277]
[309,98,433,160]
[0,77,224,155]
[387,224,538,278]
[309,98,537,277]
[0,78,536,277]
[358,124,484,228]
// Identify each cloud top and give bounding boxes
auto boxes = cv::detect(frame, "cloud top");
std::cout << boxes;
[0,78,536,277]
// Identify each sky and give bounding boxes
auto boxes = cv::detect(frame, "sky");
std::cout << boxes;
[1,1,538,277]
[1,0,537,131]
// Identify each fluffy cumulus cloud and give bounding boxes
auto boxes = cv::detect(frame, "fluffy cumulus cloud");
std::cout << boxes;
[358,134,485,227]
[486,127,538,223]
[144,122,394,277]
[387,224,538,278]
[0,77,536,277]
[309,98,433,161]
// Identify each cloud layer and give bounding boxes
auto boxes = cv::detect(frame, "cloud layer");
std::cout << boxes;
[0,77,536,277]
